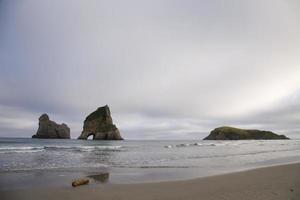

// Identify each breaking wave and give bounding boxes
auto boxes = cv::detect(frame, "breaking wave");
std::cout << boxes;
[0,145,123,153]
[0,146,45,154]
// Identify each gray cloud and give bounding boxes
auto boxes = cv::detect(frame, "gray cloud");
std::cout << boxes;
[1,0,300,139]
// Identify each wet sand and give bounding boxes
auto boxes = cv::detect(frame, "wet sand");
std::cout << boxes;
[1,163,299,200]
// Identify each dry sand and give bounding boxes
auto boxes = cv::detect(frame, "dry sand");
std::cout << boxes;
[2,163,299,200]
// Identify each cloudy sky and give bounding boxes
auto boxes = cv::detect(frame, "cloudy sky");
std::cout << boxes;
[1,0,300,139]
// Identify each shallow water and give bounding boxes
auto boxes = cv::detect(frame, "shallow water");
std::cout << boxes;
[0,138,300,189]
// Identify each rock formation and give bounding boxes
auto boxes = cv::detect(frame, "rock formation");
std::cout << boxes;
[78,105,123,140]
[32,114,70,139]
[204,126,289,140]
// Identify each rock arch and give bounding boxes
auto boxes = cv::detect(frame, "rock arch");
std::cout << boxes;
[78,105,123,140]
[86,133,95,140]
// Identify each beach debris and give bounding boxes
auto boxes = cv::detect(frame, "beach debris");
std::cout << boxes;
[72,178,90,187]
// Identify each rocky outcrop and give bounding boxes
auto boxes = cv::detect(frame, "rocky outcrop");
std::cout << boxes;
[78,105,123,140]
[32,114,70,139]
[204,126,289,140]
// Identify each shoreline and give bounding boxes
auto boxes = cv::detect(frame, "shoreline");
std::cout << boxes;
[1,162,299,200]
[1,159,299,190]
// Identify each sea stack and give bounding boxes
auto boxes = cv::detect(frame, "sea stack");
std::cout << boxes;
[32,114,70,139]
[204,126,289,140]
[78,105,123,140]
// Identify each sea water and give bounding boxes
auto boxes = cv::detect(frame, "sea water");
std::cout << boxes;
[0,138,300,190]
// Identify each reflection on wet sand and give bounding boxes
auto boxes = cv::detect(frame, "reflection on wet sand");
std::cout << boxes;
[88,173,110,183]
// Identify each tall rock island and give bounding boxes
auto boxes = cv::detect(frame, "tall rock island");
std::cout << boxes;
[32,114,70,139]
[78,105,123,140]
[204,126,289,140]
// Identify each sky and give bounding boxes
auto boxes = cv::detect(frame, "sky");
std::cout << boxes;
[0,0,300,139]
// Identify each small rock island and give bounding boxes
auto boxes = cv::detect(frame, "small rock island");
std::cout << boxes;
[32,114,70,139]
[78,105,123,140]
[204,126,289,140]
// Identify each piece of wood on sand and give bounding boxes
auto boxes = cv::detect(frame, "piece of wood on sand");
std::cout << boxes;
[72,178,90,187]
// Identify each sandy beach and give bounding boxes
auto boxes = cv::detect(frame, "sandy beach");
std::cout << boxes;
[1,162,299,200]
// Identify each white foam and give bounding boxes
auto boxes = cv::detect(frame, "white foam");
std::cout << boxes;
[0,147,44,154]
[0,146,43,150]
[0,145,123,153]
[44,145,123,151]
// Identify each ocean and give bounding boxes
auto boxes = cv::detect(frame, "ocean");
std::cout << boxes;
[0,138,300,190]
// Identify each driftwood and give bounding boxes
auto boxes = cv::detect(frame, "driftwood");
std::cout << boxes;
[72,178,89,187]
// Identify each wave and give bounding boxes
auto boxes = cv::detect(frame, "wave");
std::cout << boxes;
[0,145,123,153]
[165,143,219,148]
[0,149,45,154]
[164,141,278,148]
[114,165,191,169]
[188,148,300,159]
[1,163,110,172]
[44,145,123,152]
[0,146,45,154]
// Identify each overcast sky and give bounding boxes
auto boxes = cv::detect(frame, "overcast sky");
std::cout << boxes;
[1,0,300,139]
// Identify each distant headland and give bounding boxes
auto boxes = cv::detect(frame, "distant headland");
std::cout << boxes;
[204,126,289,140]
